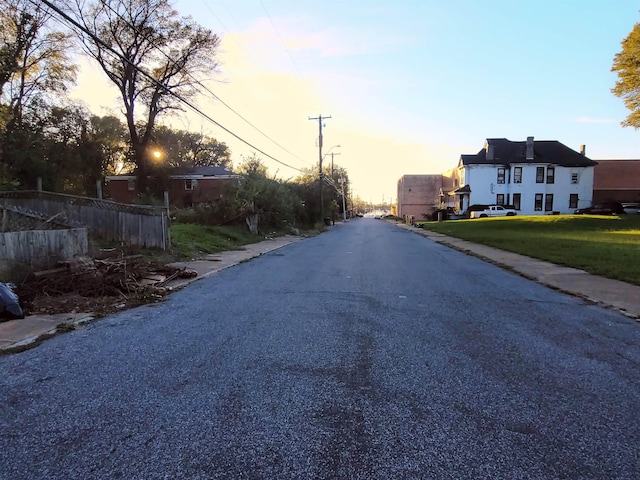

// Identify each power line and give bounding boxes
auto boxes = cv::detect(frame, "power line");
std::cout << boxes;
[102,0,311,167]
[32,0,305,173]
[259,0,302,76]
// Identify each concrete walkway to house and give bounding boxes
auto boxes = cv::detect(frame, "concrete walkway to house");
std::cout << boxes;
[394,221,640,319]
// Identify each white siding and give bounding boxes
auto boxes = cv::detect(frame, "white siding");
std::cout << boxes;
[465,163,594,215]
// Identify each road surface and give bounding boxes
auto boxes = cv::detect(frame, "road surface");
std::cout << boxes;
[1,218,639,479]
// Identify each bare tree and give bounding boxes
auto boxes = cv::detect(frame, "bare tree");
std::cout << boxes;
[71,0,221,194]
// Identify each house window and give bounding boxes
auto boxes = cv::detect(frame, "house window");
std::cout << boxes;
[535,193,543,211]
[496,194,505,205]
[569,194,578,209]
[545,194,554,212]
[497,168,506,184]
[536,167,544,183]
[571,172,579,184]
[513,193,521,210]
[185,179,197,190]
[546,167,555,184]
[513,167,522,184]
[127,179,135,191]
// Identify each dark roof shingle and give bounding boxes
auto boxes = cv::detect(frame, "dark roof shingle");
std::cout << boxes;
[460,138,596,167]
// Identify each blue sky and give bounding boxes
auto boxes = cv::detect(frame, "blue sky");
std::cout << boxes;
[73,0,640,202]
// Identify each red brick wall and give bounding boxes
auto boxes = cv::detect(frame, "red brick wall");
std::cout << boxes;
[106,177,236,207]
[105,179,138,204]
[593,160,640,202]
[170,178,235,208]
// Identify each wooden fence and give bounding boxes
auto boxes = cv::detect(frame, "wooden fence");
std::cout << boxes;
[0,191,170,249]
[0,228,88,279]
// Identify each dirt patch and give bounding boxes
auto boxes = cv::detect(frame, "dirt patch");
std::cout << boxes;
[13,255,195,317]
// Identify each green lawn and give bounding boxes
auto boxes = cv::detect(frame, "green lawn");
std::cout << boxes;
[416,215,640,286]
[170,223,265,259]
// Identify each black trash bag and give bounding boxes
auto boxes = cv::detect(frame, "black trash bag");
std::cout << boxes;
[0,282,24,320]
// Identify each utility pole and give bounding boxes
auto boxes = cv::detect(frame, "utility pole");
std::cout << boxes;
[338,177,347,221]
[309,114,331,221]
[330,151,341,176]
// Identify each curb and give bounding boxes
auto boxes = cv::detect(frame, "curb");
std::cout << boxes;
[1,236,301,354]
[395,222,640,320]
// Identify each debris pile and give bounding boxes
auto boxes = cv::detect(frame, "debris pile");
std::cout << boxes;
[13,256,197,316]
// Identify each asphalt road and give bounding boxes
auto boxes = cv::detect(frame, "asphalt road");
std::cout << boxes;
[1,218,639,479]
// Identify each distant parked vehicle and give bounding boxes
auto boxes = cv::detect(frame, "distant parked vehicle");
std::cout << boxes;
[469,205,517,218]
[574,200,625,215]
[622,202,640,215]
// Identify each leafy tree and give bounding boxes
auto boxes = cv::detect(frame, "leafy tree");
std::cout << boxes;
[0,0,76,188]
[0,0,37,97]
[3,101,111,195]
[235,154,297,233]
[351,195,367,215]
[0,0,76,122]
[2,98,50,189]
[150,125,230,169]
[72,0,221,194]
[325,163,350,218]
[293,163,352,223]
[18,102,98,194]
[195,154,300,231]
[87,114,131,175]
[612,22,640,127]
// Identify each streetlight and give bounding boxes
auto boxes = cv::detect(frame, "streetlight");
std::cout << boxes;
[321,145,340,171]
[323,145,341,158]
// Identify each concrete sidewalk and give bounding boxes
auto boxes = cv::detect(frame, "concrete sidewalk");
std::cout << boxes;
[0,235,301,353]
[395,222,640,320]
[3,224,639,353]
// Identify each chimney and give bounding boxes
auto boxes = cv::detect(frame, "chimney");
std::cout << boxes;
[580,144,586,156]
[486,141,494,161]
[526,136,534,161]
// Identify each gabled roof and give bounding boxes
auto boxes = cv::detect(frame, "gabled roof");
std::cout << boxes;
[460,138,596,167]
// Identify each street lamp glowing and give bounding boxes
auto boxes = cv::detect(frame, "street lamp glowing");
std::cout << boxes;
[149,148,164,164]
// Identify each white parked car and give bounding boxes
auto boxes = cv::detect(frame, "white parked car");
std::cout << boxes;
[470,205,518,218]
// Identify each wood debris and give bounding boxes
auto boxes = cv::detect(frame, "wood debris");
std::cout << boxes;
[14,255,196,316]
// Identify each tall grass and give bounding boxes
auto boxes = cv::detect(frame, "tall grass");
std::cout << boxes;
[418,215,640,285]
[170,223,263,259]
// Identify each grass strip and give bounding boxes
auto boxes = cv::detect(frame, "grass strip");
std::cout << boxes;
[417,215,640,285]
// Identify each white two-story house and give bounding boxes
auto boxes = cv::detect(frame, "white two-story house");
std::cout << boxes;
[449,137,596,215]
